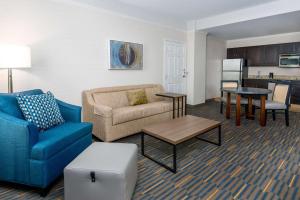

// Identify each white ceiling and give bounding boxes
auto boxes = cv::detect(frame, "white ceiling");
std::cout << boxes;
[70,0,276,29]
[204,11,300,40]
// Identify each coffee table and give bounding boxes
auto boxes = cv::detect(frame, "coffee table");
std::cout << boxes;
[141,115,221,173]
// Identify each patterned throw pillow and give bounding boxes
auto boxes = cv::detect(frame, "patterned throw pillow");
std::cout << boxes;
[16,91,65,130]
[127,89,148,106]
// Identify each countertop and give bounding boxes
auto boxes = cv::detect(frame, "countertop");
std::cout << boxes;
[246,75,300,80]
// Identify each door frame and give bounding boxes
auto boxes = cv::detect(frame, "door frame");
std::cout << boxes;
[163,39,187,93]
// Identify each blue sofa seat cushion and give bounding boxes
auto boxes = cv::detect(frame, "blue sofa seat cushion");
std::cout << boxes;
[31,122,93,160]
[0,89,43,119]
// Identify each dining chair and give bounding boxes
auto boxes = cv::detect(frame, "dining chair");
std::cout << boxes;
[220,80,248,114]
[253,81,291,126]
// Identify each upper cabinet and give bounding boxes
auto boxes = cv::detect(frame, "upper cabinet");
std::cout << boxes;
[246,46,265,66]
[294,42,300,53]
[227,47,247,59]
[227,42,298,67]
[264,44,279,66]
[279,43,295,54]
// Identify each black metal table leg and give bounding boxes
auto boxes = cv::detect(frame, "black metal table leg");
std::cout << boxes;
[197,125,222,146]
[185,96,187,115]
[181,96,184,116]
[173,145,177,173]
[172,98,175,119]
[218,125,222,146]
[141,132,145,155]
[141,133,177,173]
[177,97,180,118]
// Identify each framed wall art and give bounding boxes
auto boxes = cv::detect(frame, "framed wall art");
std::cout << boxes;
[109,40,143,70]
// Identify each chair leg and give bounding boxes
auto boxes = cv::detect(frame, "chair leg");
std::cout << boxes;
[220,102,223,114]
[285,109,289,126]
[272,110,276,121]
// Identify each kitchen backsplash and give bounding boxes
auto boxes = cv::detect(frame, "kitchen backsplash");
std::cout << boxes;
[248,66,300,77]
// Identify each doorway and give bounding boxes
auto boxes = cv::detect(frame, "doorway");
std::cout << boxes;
[163,40,187,94]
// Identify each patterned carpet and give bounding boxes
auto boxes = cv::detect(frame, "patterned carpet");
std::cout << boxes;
[1,101,300,200]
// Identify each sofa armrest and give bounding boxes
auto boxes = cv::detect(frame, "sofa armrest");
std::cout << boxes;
[94,104,113,118]
[0,111,39,184]
[0,111,39,148]
[56,99,81,122]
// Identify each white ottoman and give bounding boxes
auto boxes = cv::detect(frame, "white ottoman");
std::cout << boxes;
[64,142,138,200]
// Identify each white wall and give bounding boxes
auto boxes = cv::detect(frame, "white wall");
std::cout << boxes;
[0,0,186,105]
[186,30,207,105]
[227,32,300,77]
[206,35,226,99]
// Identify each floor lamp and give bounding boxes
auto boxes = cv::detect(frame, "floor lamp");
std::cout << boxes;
[0,45,31,93]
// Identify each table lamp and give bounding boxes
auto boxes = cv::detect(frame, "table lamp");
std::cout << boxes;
[0,44,31,93]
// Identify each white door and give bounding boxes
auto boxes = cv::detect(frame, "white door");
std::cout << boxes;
[163,40,187,94]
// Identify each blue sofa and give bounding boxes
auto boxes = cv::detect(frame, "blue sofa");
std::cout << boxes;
[0,89,92,193]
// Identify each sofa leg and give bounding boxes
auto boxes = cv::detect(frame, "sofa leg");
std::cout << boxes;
[39,187,51,197]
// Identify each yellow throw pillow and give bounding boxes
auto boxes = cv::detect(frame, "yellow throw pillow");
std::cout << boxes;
[127,89,148,106]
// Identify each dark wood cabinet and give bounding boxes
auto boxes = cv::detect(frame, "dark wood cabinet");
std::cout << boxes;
[279,43,295,54]
[264,44,279,66]
[227,47,246,59]
[227,42,298,67]
[295,42,300,54]
[246,46,265,66]
[291,82,300,104]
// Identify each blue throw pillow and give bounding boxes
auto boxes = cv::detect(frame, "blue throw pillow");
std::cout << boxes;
[16,91,65,130]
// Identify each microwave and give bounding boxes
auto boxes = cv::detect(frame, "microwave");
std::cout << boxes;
[279,54,300,68]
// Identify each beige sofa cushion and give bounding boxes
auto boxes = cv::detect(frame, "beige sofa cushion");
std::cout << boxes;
[112,101,172,125]
[93,91,129,109]
[113,106,144,125]
[145,86,164,103]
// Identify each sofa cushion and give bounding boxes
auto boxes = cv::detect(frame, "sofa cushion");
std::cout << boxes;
[145,86,164,103]
[93,91,129,109]
[31,122,92,160]
[0,89,43,119]
[142,101,172,117]
[112,101,172,125]
[113,106,144,125]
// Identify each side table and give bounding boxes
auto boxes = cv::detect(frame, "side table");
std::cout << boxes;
[156,92,187,118]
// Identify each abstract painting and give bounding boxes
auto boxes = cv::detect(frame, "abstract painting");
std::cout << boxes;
[109,40,143,70]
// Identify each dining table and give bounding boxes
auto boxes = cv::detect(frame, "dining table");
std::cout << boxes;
[221,87,272,126]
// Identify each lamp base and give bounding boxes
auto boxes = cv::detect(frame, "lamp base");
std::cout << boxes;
[8,68,13,93]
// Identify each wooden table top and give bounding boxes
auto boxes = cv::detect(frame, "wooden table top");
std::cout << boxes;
[222,87,272,95]
[156,92,187,98]
[142,115,221,145]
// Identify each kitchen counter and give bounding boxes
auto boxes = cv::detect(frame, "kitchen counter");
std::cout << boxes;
[246,75,300,80]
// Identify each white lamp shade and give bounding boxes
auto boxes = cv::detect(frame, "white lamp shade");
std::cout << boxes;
[0,44,31,69]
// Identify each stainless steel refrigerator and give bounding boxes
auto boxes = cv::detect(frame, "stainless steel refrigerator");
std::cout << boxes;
[222,59,248,86]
